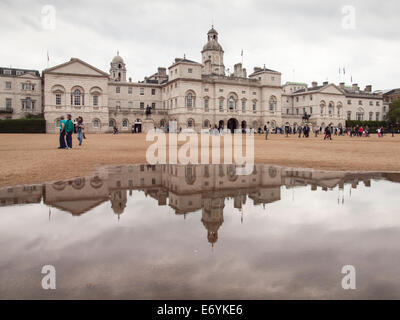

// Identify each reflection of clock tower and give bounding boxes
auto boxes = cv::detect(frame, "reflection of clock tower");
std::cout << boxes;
[201,197,225,246]
[110,190,127,219]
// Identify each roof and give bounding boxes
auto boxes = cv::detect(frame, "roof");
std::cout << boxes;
[0,67,40,77]
[43,57,109,77]
[169,57,202,68]
[202,40,223,51]
[285,82,308,86]
[248,67,279,77]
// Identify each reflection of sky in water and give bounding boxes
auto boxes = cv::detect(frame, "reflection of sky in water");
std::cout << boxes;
[1,168,400,299]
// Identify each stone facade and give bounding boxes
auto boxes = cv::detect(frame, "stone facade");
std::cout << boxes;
[1,26,388,131]
[0,67,42,120]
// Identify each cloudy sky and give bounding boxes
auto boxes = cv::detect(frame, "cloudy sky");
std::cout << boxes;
[1,0,399,90]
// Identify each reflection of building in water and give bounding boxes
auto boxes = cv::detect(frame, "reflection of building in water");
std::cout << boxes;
[0,165,387,244]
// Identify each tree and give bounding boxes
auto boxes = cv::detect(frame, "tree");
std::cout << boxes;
[387,99,400,124]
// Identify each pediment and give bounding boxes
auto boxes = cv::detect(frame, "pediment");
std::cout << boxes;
[47,198,108,216]
[44,58,109,77]
[319,84,344,95]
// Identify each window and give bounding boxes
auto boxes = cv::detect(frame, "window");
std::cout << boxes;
[356,113,364,121]
[204,88,209,92]
[269,96,276,112]
[116,87,120,93]
[122,119,128,128]
[151,102,156,109]
[73,89,81,106]
[253,102,257,113]
[151,88,156,95]
[116,101,120,109]
[128,101,133,108]
[376,101,380,106]
[93,119,100,128]
[204,120,210,128]
[140,88,144,95]
[369,112,373,121]
[16,70,23,76]
[228,96,235,110]
[296,97,299,102]
[204,98,209,111]
[140,102,144,109]
[242,91,246,94]
[329,103,333,116]
[310,107,313,114]
[4,69,11,75]
[252,92,256,95]
[188,68,193,73]
[242,100,246,112]
[359,100,362,105]
[5,98,12,110]
[219,99,224,112]
[347,111,351,120]
[56,93,61,105]
[347,100,352,105]
[93,95,98,106]
[128,87,132,94]
[187,119,193,127]
[219,88,223,93]
[310,95,313,101]
[5,81,11,89]
[376,112,380,121]
[296,108,299,115]
[186,93,194,108]
[369,101,373,106]
[109,119,115,127]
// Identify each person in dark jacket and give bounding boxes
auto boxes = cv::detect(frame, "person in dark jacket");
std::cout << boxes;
[65,114,74,149]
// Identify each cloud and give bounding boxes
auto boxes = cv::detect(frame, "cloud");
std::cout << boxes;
[0,0,399,89]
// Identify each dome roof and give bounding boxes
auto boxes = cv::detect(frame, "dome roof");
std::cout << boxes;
[112,54,124,64]
[207,26,218,35]
[202,40,223,52]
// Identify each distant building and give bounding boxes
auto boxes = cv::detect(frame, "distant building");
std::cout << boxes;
[0,67,42,119]
[1,26,390,131]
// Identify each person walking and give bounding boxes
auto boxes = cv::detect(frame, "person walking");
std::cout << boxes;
[58,116,66,149]
[265,125,269,140]
[76,116,85,146]
[65,114,74,149]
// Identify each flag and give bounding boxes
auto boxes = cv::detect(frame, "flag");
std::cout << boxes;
[241,49,243,57]
[343,67,345,75]
[47,50,49,61]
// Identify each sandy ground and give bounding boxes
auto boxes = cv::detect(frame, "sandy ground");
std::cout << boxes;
[0,133,399,187]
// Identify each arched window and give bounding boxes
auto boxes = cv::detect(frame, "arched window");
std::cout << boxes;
[122,119,128,128]
[187,119,194,128]
[73,89,81,106]
[160,119,165,127]
[328,102,334,116]
[320,101,326,115]
[109,119,115,127]
[269,96,277,112]
[204,119,210,128]
[93,119,100,128]
[228,96,235,110]
[186,93,194,108]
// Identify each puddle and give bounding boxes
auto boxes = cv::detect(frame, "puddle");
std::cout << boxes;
[1,164,400,299]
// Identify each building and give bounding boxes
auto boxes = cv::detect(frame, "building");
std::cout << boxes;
[0,67,42,119]
[2,26,387,131]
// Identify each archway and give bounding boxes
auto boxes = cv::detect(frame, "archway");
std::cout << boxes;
[227,118,238,133]
[241,120,247,129]
[218,120,224,129]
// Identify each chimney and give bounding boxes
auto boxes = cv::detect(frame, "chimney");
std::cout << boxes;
[339,82,345,89]
[312,81,318,87]
[243,68,247,78]
[323,81,329,86]
[129,77,132,82]
[352,83,359,91]
[365,85,372,92]
[158,67,166,76]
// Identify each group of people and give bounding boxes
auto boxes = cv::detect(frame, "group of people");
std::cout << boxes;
[58,114,85,149]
